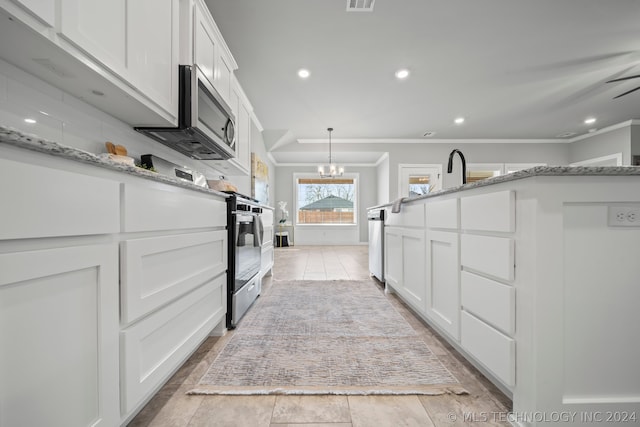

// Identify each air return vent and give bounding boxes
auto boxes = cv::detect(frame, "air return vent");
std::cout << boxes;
[347,0,375,12]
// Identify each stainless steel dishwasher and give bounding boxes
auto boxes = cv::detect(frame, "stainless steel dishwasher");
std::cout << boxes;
[368,208,385,282]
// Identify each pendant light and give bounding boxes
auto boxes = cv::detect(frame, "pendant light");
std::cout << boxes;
[318,127,344,178]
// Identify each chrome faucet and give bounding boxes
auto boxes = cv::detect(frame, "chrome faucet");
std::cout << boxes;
[447,149,467,184]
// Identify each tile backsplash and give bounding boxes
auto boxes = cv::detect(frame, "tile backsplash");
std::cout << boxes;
[0,58,228,180]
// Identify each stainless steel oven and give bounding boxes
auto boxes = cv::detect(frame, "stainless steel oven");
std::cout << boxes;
[226,193,263,328]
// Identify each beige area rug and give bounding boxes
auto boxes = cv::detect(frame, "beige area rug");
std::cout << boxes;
[189,280,466,395]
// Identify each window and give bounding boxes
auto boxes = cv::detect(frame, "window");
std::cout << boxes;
[398,164,442,198]
[296,176,357,225]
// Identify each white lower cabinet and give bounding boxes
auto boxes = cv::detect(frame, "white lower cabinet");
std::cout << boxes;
[384,227,426,313]
[461,311,515,387]
[425,230,460,340]
[120,275,225,415]
[0,244,120,427]
[120,230,227,325]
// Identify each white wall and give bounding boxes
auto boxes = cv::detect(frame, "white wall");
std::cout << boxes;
[568,126,631,165]
[376,153,390,205]
[274,141,568,201]
[274,165,377,244]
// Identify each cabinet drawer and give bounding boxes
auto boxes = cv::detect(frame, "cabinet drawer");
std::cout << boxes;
[385,203,425,228]
[425,198,458,229]
[120,277,225,415]
[0,158,120,240]
[461,190,515,232]
[121,230,227,325]
[461,311,515,387]
[122,183,226,232]
[461,271,514,335]
[261,245,274,275]
[461,234,514,281]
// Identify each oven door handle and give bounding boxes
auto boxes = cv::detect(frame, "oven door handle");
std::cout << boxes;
[253,215,264,247]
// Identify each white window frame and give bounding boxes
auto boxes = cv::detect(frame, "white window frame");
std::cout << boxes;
[398,164,442,198]
[293,173,359,227]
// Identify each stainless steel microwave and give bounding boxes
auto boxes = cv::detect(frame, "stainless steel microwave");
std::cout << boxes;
[135,65,236,160]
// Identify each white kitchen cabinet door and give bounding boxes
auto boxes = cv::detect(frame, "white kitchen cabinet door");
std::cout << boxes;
[59,0,127,77]
[120,277,225,416]
[401,229,427,313]
[193,0,216,86]
[384,227,426,313]
[426,230,460,340]
[384,227,403,291]
[120,230,227,325]
[235,102,251,171]
[214,51,232,103]
[0,244,119,427]
[9,0,55,26]
[127,0,178,117]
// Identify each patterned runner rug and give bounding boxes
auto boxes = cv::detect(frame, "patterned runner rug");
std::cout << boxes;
[189,280,466,395]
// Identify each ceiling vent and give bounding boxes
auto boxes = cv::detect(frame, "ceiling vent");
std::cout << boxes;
[347,0,375,12]
[422,131,437,137]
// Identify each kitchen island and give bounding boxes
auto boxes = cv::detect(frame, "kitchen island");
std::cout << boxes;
[378,168,640,426]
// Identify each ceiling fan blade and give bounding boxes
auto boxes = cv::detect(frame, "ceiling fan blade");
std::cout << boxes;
[613,85,640,99]
[607,74,640,83]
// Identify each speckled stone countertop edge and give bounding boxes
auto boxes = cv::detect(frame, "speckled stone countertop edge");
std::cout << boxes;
[369,164,640,210]
[0,125,230,199]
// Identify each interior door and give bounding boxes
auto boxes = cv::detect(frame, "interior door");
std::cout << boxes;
[399,164,442,198]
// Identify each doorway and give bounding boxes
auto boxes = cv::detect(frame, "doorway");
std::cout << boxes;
[398,164,442,198]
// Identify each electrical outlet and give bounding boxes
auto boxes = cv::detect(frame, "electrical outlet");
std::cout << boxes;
[608,206,640,227]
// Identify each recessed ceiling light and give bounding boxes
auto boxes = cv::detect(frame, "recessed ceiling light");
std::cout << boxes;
[454,117,465,125]
[24,118,36,124]
[298,69,310,79]
[395,69,409,79]
[584,117,596,125]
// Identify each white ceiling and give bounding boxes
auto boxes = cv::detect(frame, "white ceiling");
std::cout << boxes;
[205,0,640,163]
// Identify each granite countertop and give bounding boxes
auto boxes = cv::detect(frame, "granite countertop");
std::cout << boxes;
[0,125,230,198]
[370,164,640,210]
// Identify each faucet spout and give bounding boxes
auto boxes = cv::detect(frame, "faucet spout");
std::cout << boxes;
[447,149,467,184]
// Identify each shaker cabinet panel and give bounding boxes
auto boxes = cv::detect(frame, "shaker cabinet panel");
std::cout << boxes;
[193,0,216,86]
[461,311,515,387]
[121,230,227,325]
[120,278,225,416]
[426,230,460,340]
[461,234,514,281]
[425,198,458,230]
[0,244,120,427]
[122,183,226,232]
[461,190,515,232]
[461,271,515,335]
[0,158,120,240]
[59,0,127,77]
[127,0,178,115]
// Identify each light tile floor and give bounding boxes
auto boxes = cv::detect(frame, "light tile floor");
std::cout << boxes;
[129,246,511,427]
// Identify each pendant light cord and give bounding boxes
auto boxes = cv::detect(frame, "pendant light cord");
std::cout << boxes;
[328,127,333,164]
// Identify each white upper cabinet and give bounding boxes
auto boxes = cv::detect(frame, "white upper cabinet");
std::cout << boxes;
[215,49,232,102]
[2,0,179,124]
[193,0,216,86]
[191,0,236,106]
[127,0,178,115]
[59,0,128,77]
[10,0,55,26]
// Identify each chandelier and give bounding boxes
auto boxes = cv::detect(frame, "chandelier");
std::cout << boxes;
[318,127,344,178]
